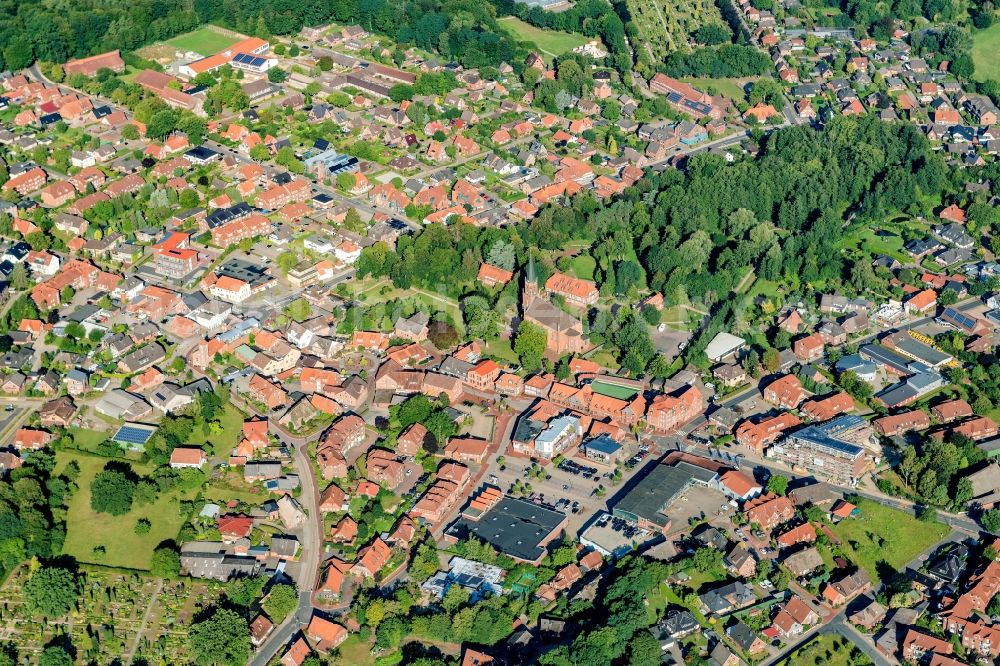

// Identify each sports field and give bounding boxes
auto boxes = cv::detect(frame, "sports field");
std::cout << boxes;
[166,27,241,55]
[497,17,589,59]
[972,23,1000,82]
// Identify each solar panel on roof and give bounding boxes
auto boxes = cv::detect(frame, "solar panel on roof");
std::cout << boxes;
[112,424,156,446]
[943,307,977,330]
[234,53,266,67]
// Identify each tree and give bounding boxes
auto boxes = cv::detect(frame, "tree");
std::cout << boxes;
[335,172,356,192]
[982,508,1000,533]
[249,144,270,162]
[150,546,180,577]
[8,264,27,291]
[267,68,287,83]
[486,241,516,271]
[134,518,151,535]
[766,475,789,496]
[225,576,268,607]
[146,109,179,139]
[275,147,304,174]
[90,469,135,516]
[691,546,724,574]
[4,40,33,72]
[263,584,298,623]
[188,608,251,666]
[24,566,78,618]
[514,321,548,372]
[389,84,414,102]
[627,628,662,665]
[694,23,730,45]
[37,647,73,666]
[178,188,200,208]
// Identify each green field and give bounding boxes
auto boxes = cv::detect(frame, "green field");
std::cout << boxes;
[973,23,1000,82]
[497,17,589,59]
[831,498,949,581]
[591,380,638,400]
[58,451,197,570]
[679,77,748,102]
[164,27,241,56]
[68,426,111,452]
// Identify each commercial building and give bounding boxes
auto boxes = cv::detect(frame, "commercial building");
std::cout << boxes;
[444,496,566,565]
[612,461,716,533]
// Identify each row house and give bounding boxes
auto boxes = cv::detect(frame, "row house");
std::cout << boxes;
[211,213,271,247]
[409,462,470,525]
[256,179,311,210]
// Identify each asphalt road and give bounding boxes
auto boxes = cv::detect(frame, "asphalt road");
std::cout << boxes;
[249,427,323,666]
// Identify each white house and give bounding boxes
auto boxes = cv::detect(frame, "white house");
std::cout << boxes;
[169,446,207,468]
[334,239,362,265]
[209,276,252,304]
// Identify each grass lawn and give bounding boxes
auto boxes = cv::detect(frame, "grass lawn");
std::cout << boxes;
[483,339,519,365]
[497,17,589,59]
[164,27,241,57]
[660,305,703,331]
[831,498,949,581]
[201,477,271,505]
[335,635,376,666]
[776,634,869,666]
[679,77,748,101]
[57,451,197,570]
[973,23,1000,82]
[589,348,621,371]
[186,402,245,456]
[568,254,597,281]
[68,426,110,453]
[838,226,910,265]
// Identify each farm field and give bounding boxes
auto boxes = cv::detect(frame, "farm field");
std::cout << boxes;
[58,450,198,570]
[497,17,589,59]
[831,498,949,581]
[973,23,1000,82]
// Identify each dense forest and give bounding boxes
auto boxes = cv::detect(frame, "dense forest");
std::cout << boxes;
[0,0,525,73]
[357,116,953,372]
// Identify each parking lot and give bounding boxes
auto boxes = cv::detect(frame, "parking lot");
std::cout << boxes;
[489,443,665,535]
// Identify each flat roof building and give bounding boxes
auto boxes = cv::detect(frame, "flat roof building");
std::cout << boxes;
[444,496,566,565]
[612,461,716,532]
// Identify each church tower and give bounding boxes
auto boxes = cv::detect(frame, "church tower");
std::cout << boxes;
[522,254,539,308]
